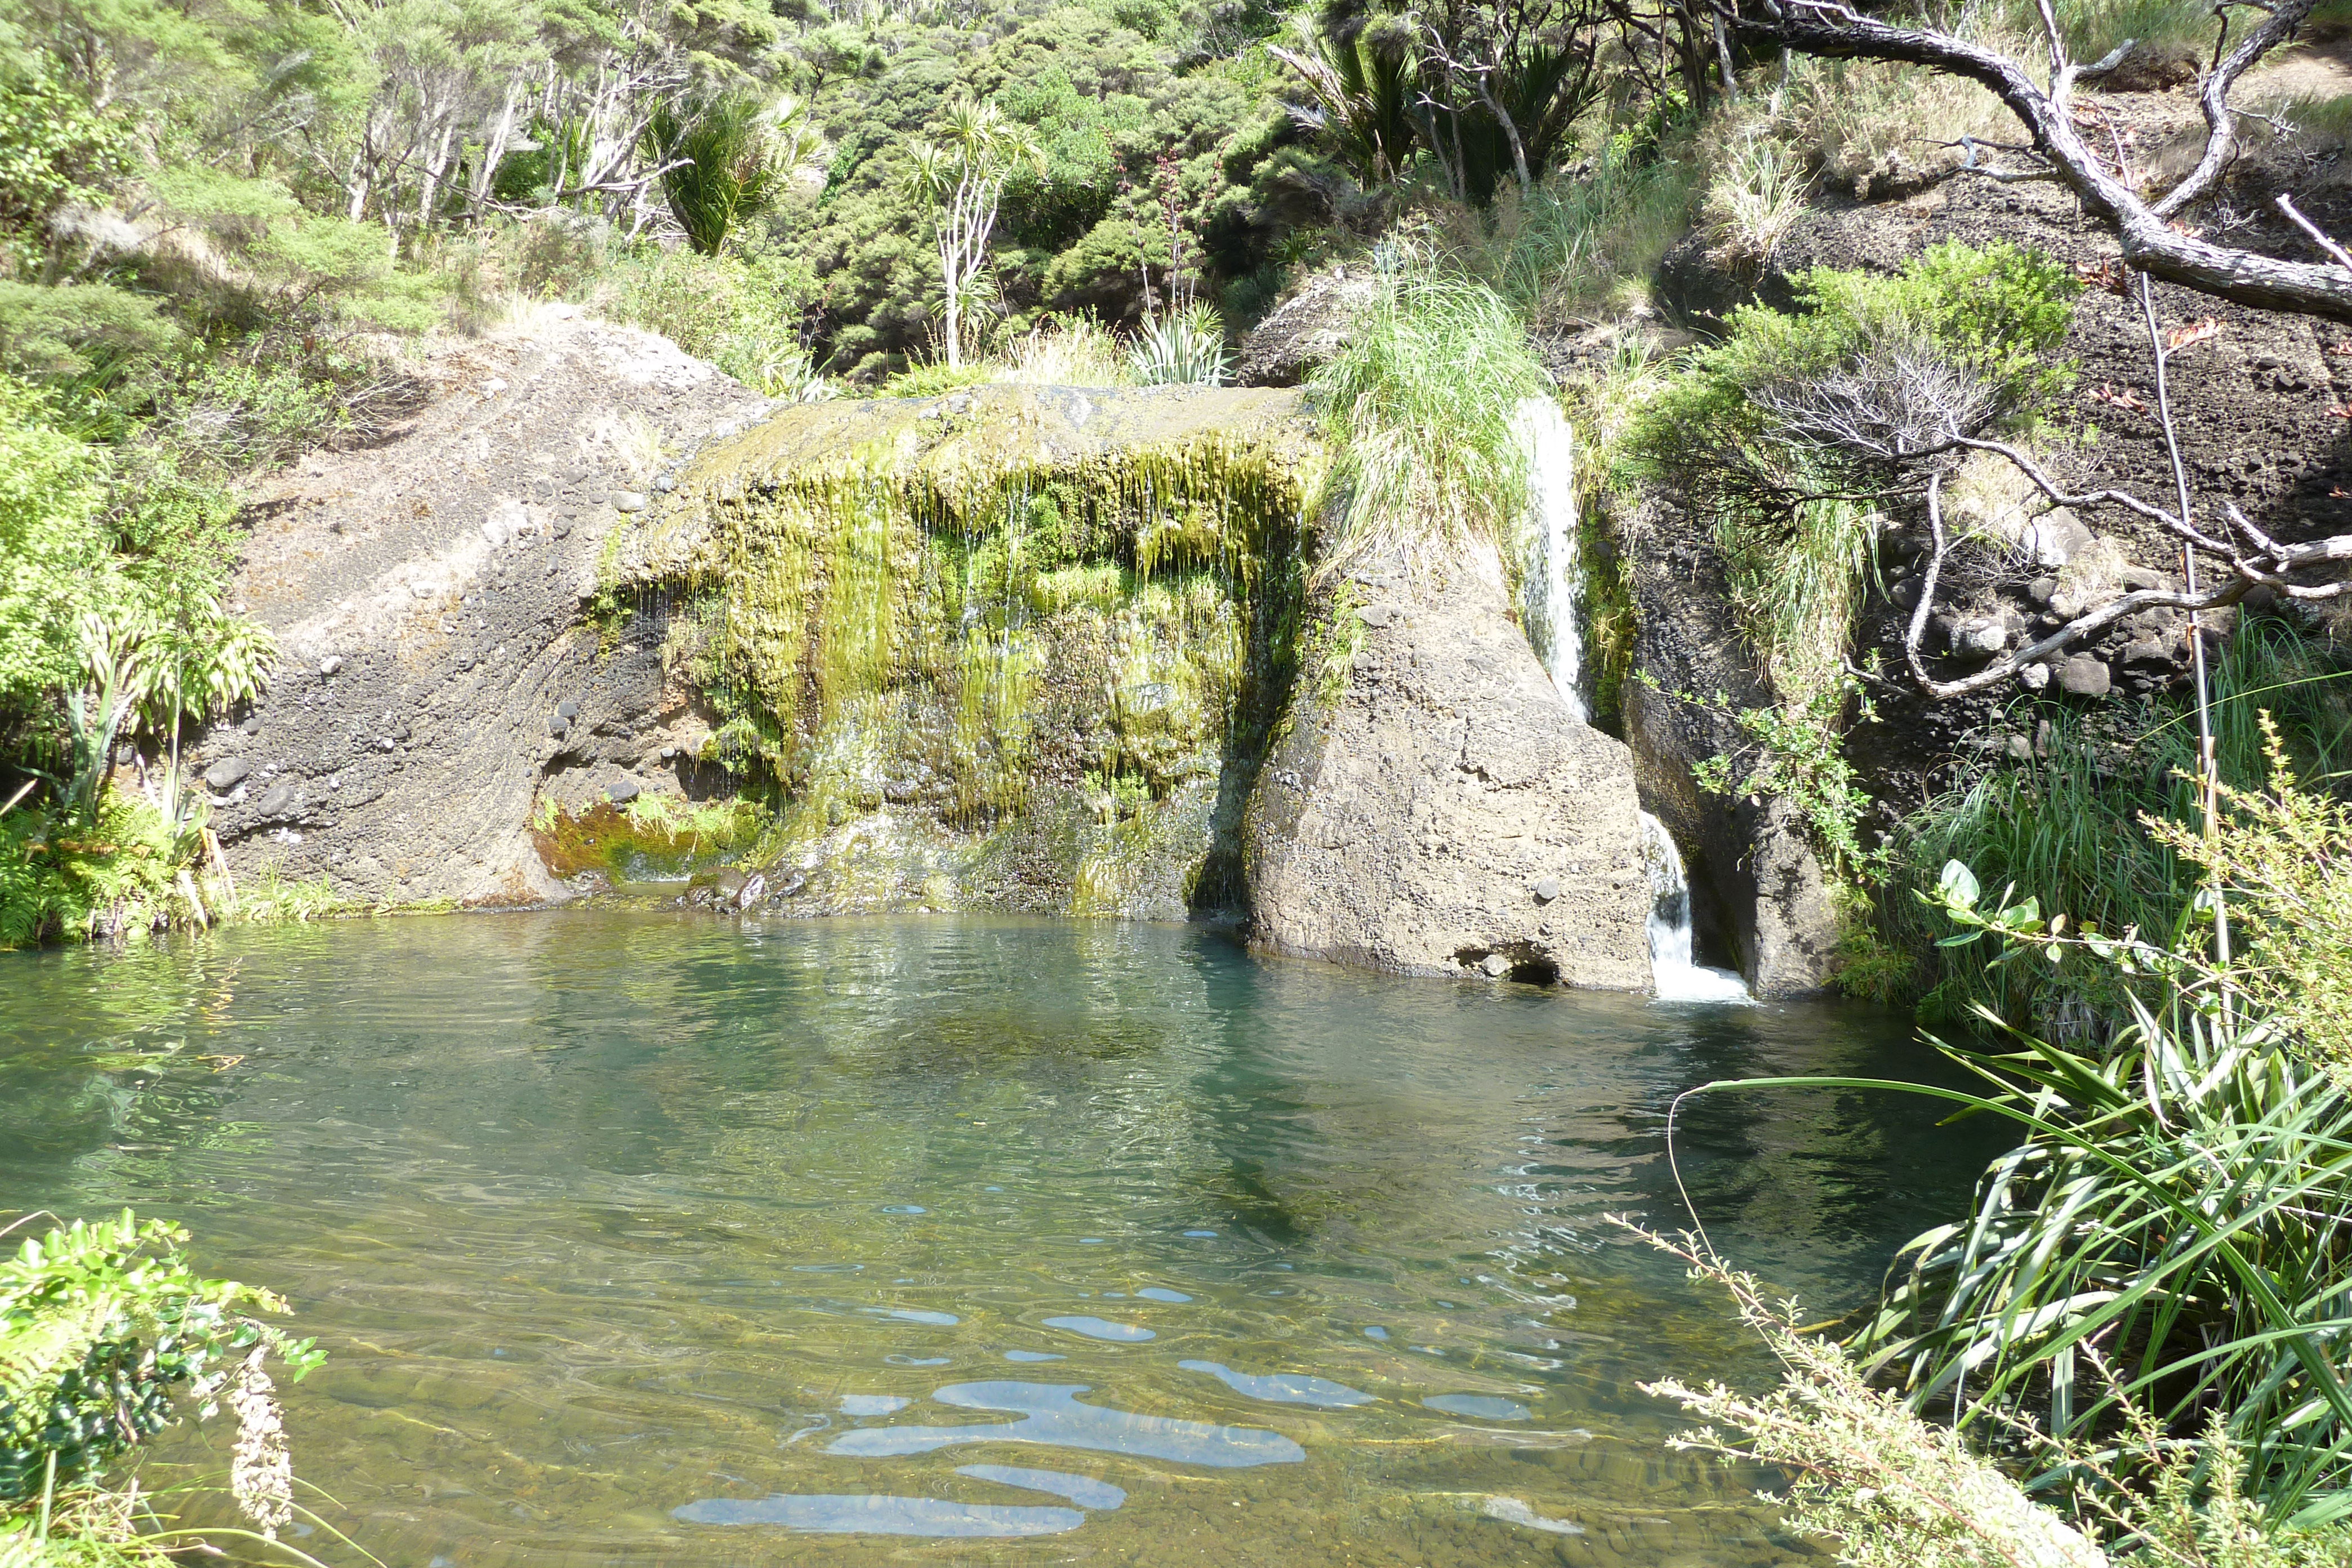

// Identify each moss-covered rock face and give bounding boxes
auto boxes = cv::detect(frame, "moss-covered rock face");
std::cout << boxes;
[614,385,1325,918]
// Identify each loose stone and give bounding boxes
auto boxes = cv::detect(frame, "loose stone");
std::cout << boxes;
[203,757,252,792]
[2059,654,2112,697]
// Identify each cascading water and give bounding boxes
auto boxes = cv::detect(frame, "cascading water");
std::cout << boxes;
[1513,400,1588,724]
[1514,399,1750,1005]
[1638,812,1753,1004]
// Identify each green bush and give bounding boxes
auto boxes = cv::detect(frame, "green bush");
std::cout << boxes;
[0,1211,323,1565]
[1634,242,2078,876]
[1,1212,320,1502]
[0,63,132,255]
[0,382,114,738]
[0,284,178,381]
[606,242,825,398]
[1638,239,2079,531]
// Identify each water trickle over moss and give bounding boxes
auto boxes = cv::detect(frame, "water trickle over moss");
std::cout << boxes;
[617,386,1325,916]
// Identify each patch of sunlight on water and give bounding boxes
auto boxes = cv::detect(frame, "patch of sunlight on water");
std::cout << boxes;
[0,911,2004,1567]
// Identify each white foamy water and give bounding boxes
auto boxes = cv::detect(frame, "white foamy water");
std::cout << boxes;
[1640,812,1753,1005]
[1514,399,1588,722]
[1515,398,1749,1005]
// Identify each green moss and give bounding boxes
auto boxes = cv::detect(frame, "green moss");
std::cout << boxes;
[633,390,1321,906]
[531,797,769,881]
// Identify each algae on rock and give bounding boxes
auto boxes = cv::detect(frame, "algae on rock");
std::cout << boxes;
[612,385,1325,917]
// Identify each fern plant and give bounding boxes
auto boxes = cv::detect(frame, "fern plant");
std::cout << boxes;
[2,1213,321,1500]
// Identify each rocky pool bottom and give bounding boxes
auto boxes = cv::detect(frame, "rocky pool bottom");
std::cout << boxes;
[0,914,1999,1566]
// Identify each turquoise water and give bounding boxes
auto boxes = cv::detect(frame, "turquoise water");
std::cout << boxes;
[0,912,1992,1566]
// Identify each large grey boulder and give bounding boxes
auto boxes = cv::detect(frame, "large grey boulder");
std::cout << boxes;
[1243,547,1654,990]
[206,308,772,907]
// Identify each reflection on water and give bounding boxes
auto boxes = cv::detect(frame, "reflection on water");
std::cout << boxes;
[825,1381,1306,1466]
[0,911,2001,1567]
[1424,1393,1535,1422]
[956,1464,1129,1509]
[1180,1360,1371,1407]
[673,1493,1085,1536]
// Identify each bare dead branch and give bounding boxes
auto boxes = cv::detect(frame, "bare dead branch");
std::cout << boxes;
[1713,0,2352,322]
[2278,194,2352,273]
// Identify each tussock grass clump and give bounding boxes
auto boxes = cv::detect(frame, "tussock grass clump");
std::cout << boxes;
[996,315,1129,387]
[1309,256,1550,575]
[1489,148,1702,322]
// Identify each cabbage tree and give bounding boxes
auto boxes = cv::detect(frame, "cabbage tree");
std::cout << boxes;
[898,100,1041,369]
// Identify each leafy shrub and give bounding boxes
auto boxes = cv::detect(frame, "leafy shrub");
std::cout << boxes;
[1852,835,2352,1528]
[0,284,177,381]
[1,1212,320,1502]
[0,382,112,737]
[0,1211,322,1565]
[0,63,132,253]
[605,242,824,397]
[149,360,344,473]
[1639,239,2079,531]
[2153,718,2352,1085]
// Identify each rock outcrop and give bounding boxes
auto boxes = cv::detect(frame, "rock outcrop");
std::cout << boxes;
[1244,548,1655,990]
[201,306,769,906]
[609,382,1327,920]
[1233,262,1383,387]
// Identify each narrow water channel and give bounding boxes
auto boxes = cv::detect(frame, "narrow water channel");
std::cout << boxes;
[0,913,1992,1567]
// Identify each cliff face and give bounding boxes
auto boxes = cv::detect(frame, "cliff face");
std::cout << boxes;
[201,306,770,907]
[199,357,1665,990]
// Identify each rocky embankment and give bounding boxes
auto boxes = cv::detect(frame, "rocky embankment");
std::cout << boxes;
[200,354,1665,989]
[197,306,769,906]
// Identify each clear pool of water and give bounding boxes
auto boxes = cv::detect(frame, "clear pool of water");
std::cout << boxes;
[0,912,1994,1567]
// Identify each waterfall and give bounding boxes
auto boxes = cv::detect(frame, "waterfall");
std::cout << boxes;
[1639,812,1753,1004]
[1516,399,1750,1005]
[1513,399,1587,723]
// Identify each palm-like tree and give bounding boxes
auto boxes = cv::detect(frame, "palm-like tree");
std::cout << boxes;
[898,100,1042,369]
